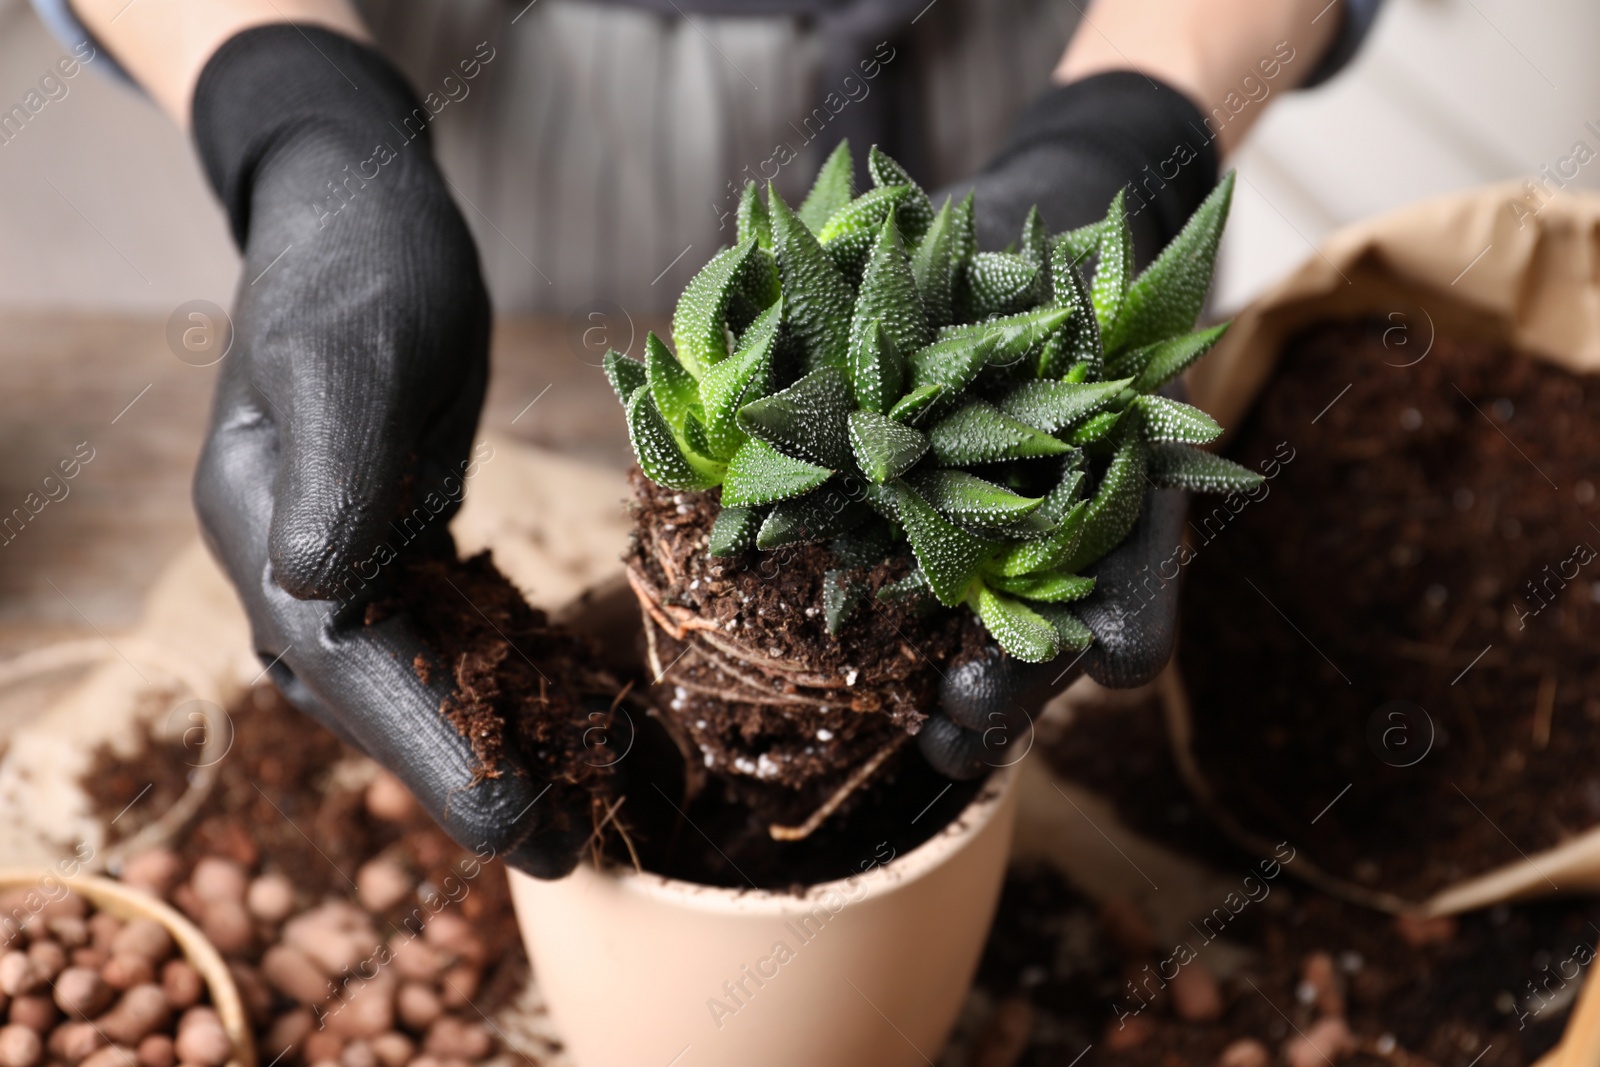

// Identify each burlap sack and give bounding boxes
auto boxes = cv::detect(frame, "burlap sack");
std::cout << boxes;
[1164,181,1600,917]
[1168,182,1600,1066]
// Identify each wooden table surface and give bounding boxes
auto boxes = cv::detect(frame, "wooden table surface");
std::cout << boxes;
[0,313,639,657]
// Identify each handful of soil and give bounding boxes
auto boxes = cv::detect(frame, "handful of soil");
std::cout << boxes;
[369,551,623,838]
[1176,319,1600,901]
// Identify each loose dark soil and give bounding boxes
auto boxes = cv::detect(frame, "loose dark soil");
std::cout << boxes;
[957,853,1590,1066]
[1165,320,1600,902]
[86,684,415,902]
[370,551,623,833]
[626,471,989,822]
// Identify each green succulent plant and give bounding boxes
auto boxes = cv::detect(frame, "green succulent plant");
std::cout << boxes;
[607,142,1260,664]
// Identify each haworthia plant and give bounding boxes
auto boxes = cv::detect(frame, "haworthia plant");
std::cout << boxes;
[608,143,1260,663]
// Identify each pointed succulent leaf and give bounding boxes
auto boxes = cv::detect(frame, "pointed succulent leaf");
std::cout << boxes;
[820,185,914,283]
[848,409,928,483]
[949,191,977,271]
[962,251,1042,320]
[1053,218,1106,267]
[736,180,772,249]
[888,383,943,424]
[867,146,934,243]
[1147,444,1265,493]
[822,567,866,634]
[818,184,912,244]
[855,215,930,358]
[737,365,853,469]
[1064,420,1147,571]
[1038,468,1087,524]
[928,400,1070,465]
[894,481,992,607]
[757,483,869,549]
[708,503,765,557]
[846,310,898,425]
[1019,206,1050,273]
[645,331,702,433]
[682,409,714,457]
[859,480,901,522]
[969,583,1060,663]
[1033,602,1094,651]
[625,388,723,491]
[937,305,1073,370]
[1108,171,1234,354]
[987,571,1096,603]
[849,215,929,411]
[721,438,833,506]
[907,469,1043,535]
[990,499,1088,577]
[1129,323,1230,393]
[603,350,646,402]
[1091,190,1134,341]
[947,192,979,320]
[799,141,855,233]
[1033,332,1066,380]
[727,246,781,335]
[1067,409,1124,447]
[1136,394,1222,444]
[876,567,934,607]
[1042,243,1103,378]
[994,377,1133,433]
[912,197,956,327]
[768,187,854,372]
[909,332,997,402]
[699,302,778,460]
[672,239,757,377]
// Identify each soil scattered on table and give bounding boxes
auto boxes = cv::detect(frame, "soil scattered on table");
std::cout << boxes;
[952,852,1589,1066]
[1171,320,1600,901]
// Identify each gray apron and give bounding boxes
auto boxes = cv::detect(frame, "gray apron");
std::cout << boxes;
[356,0,1082,315]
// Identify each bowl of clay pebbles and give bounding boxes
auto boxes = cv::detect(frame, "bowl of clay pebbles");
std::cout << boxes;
[0,870,253,1067]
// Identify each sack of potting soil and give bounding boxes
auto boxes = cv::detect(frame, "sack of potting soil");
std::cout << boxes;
[1161,180,1600,920]
[1012,182,1600,1066]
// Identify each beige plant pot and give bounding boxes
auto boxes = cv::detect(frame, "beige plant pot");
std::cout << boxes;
[508,761,1018,1067]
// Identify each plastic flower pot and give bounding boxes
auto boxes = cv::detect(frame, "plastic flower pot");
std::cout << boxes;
[0,870,255,1067]
[507,762,1018,1067]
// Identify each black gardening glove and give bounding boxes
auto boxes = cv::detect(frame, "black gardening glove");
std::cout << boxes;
[920,74,1215,779]
[190,26,585,877]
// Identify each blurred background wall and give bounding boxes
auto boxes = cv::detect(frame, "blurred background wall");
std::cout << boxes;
[0,0,1595,317]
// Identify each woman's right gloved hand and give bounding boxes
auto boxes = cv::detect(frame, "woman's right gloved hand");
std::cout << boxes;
[189,25,589,878]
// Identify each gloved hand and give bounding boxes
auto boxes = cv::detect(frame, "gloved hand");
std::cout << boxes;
[920,487,1190,778]
[920,73,1215,779]
[190,26,585,877]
